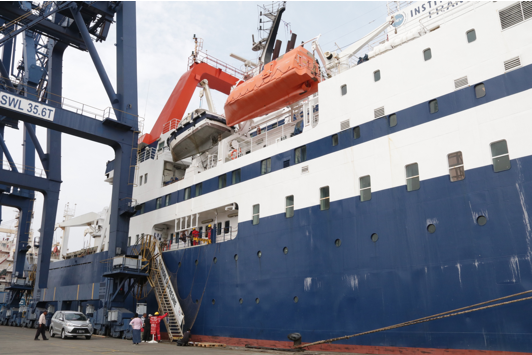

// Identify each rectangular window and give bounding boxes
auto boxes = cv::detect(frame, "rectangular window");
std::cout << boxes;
[295,146,306,164]
[224,221,230,234]
[184,187,191,200]
[144,173,148,184]
[475,83,485,98]
[491,140,511,172]
[341,84,347,96]
[332,134,339,146]
[218,174,227,189]
[195,183,202,197]
[261,158,271,175]
[429,99,439,114]
[448,152,465,182]
[320,186,330,211]
[128,236,131,246]
[286,195,294,218]
[423,48,432,61]
[156,197,162,209]
[389,114,397,127]
[252,204,260,225]
[360,175,371,202]
[139,175,143,186]
[374,70,381,82]
[217,222,222,235]
[406,163,420,191]
[232,169,241,185]
[140,204,144,214]
[165,194,171,206]
[136,234,140,244]
[466,29,476,43]
[353,126,360,139]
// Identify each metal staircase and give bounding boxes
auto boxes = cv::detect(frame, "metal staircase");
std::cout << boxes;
[150,242,185,341]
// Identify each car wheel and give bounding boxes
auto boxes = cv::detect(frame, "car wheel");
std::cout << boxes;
[50,327,55,337]
[61,329,66,339]
[85,336,91,340]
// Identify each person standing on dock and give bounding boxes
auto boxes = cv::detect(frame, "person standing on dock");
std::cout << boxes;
[150,311,168,342]
[129,313,142,345]
[142,314,151,342]
[34,310,48,341]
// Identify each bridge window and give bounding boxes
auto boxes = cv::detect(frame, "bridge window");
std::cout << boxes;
[389,114,397,127]
[332,134,339,146]
[156,197,162,209]
[320,186,330,210]
[353,126,360,139]
[184,187,191,200]
[423,48,432,61]
[232,169,241,184]
[195,183,202,197]
[406,163,420,191]
[261,158,271,175]
[466,29,476,43]
[165,194,171,206]
[448,152,465,182]
[491,140,511,172]
[475,83,486,98]
[295,146,306,164]
[286,195,294,218]
[218,174,227,189]
[360,175,371,202]
[252,204,260,225]
[341,84,347,96]
[429,99,439,114]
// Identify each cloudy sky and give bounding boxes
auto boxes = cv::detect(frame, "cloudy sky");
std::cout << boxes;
[1,1,389,252]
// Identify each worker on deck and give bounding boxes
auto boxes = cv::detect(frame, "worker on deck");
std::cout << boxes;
[150,311,168,342]
[206,224,213,244]
[192,228,199,245]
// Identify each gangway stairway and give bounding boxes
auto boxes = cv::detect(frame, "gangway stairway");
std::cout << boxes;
[149,242,185,341]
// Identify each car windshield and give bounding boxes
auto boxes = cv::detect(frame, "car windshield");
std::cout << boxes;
[65,313,87,321]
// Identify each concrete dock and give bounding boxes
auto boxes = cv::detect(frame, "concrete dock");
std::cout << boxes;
[0,326,353,355]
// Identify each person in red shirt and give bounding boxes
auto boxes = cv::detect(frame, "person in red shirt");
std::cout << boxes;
[150,311,168,342]
[191,228,199,245]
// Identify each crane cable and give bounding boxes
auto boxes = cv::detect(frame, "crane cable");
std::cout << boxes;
[297,290,532,349]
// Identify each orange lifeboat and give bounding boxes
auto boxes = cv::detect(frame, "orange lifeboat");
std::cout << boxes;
[224,46,321,127]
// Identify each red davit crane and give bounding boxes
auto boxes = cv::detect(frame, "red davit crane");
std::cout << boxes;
[140,61,240,146]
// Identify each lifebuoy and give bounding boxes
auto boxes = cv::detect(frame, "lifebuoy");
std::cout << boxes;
[231,149,238,160]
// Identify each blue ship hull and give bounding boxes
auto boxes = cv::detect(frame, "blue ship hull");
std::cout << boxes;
[161,155,532,352]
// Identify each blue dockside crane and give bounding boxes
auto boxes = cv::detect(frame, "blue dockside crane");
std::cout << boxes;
[0,1,147,337]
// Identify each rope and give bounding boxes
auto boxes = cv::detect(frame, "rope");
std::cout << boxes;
[298,290,532,349]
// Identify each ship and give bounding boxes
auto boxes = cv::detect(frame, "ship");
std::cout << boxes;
[3,1,532,354]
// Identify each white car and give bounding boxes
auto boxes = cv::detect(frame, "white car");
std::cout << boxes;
[49,311,93,339]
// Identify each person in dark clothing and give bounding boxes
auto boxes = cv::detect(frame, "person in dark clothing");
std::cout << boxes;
[176,328,191,346]
[142,313,151,342]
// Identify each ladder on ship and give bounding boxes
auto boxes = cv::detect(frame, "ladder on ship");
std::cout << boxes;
[150,242,185,342]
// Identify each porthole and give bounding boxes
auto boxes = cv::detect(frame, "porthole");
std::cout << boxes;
[178,262,181,268]
[194,259,198,265]
[213,257,217,263]
[371,233,379,242]
[257,251,262,258]
[212,299,215,305]
[239,298,243,304]
[293,296,299,303]
[427,224,436,233]
[283,247,288,255]
[255,298,260,304]
[477,216,487,226]
[335,239,341,247]
[234,254,238,261]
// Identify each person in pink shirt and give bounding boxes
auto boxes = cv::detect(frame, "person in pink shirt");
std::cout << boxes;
[129,313,143,345]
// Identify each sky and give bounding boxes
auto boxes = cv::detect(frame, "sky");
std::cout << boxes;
[0,1,390,253]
